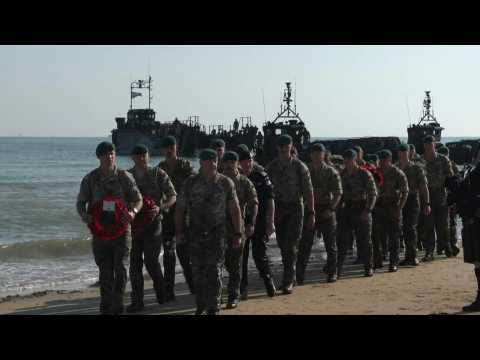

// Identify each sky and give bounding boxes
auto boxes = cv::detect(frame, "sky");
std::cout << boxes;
[1,45,479,138]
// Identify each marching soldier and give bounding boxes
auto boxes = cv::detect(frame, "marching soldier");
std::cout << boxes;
[337,149,377,277]
[354,145,366,167]
[373,150,409,272]
[158,136,196,299]
[238,149,277,298]
[76,141,143,315]
[211,138,226,173]
[396,143,431,266]
[409,144,424,165]
[437,145,461,257]
[126,144,177,312]
[266,134,315,294]
[222,151,259,309]
[421,135,455,261]
[175,149,242,315]
[297,143,343,283]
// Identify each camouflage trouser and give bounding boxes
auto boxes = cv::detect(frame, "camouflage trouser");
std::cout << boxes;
[402,194,420,261]
[275,201,304,286]
[240,220,273,291]
[462,217,480,264]
[337,203,373,269]
[129,217,166,304]
[297,206,337,278]
[162,208,195,294]
[188,228,226,312]
[373,201,402,265]
[92,230,131,313]
[423,187,451,254]
[225,236,245,300]
[449,206,459,249]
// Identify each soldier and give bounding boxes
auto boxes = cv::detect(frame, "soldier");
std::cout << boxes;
[222,151,259,308]
[372,150,409,272]
[236,144,265,173]
[421,135,455,261]
[396,143,431,266]
[126,144,177,313]
[337,149,377,277]
[437,145,461,257]
[409,143,424,165]
[354,145,366,167]
[210,138,226,173]
[266,134,315,294]
[175,149,242,315]
[297,143,343,283]
[76,141,143,315]
[158,135,196,299]
[238,149,277,299]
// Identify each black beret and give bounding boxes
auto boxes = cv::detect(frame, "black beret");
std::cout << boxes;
[437,146,449,155]
[162,135,176,147]
[423,135,436,144]
[238,150,252,161]
[223,151,239,162]
[131,144,149,155]
[343,149,357,159]
[236,144,250,153]
[397,143,410,152]
[96,141,115,157]
[210,138,226,149]
[353,145,363,153]
[311,143,326,153]
[199,149,218,161]
[277,134,293,146]
[377,149,392,160]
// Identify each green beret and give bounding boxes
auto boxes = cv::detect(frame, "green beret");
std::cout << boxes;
[199,149,218,161]
[311,143,326,153]
[131,144,149,155]
[423,135,435,144]
[353,145,363,153]
[238,150,252,161]
[223,151,239,162]
[437,146,449,155]
[162,136,176,147]
[377,149,392,160]
[236,144,250,153]
[397,143,410,152]
[277,134,293,146]
[96,141,115,157]
[210,138,226,149]
[343,149,357,159]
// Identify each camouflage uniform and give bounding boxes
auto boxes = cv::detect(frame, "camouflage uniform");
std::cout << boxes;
[449,160,460,252]
[127,166,176,305]
[158,158,196,294]
[337,167,377,270]
[397,161,428,261]
[177,171,239,313]
[77,166,142,314]
[224,172,258,301]
[266,157,313,286]
[373,165,409,266]
[297,162,342,279]
[422,153,455,255]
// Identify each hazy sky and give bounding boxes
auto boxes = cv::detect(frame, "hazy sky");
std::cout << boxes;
[1,45,479,137]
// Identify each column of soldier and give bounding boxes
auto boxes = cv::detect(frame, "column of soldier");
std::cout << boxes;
[76,133,474,315]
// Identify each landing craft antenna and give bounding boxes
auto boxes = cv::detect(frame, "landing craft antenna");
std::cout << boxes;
[406,96,412,124]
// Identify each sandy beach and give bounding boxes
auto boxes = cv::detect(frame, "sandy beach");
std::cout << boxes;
[1,248,479,315]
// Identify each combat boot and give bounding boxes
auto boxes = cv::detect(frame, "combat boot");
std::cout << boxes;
[195,306,205,315]
[263,276,277,297]
[364,267,374,277]
[240,287,248,301]
[226,296,239,309]
[126,302,145,313]
[337,261,344,279]
[207,309,219,315]
[462,292,480,312]
[327,273,337,283]
[452,245,460,257]
[421,252,434,262]
[282,282,294,295]
[388,264,398,272]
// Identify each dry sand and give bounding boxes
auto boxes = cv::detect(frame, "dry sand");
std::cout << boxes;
[1,250,479,315]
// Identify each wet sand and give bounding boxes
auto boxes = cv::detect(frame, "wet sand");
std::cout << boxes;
[1,250,479,315]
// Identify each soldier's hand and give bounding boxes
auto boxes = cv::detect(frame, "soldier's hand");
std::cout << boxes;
[306,213,315,231]
[232,234,242,249]
[423,205,432,216]
[266,222,275,237]
[245,224,255,238]
[127,211,136,223]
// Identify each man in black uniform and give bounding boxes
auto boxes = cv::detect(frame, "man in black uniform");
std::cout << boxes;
[238,149,277,298]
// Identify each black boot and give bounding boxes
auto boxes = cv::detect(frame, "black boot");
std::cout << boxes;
[126,302,145,313]
[263,276,277,297]
[207,309,219,315]
[226,295,239,309]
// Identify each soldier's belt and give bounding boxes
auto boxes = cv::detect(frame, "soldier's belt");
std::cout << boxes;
[343,200,367,209]
[376,197,399,206]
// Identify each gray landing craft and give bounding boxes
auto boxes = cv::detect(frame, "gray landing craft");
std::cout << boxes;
[111,76,260,156]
